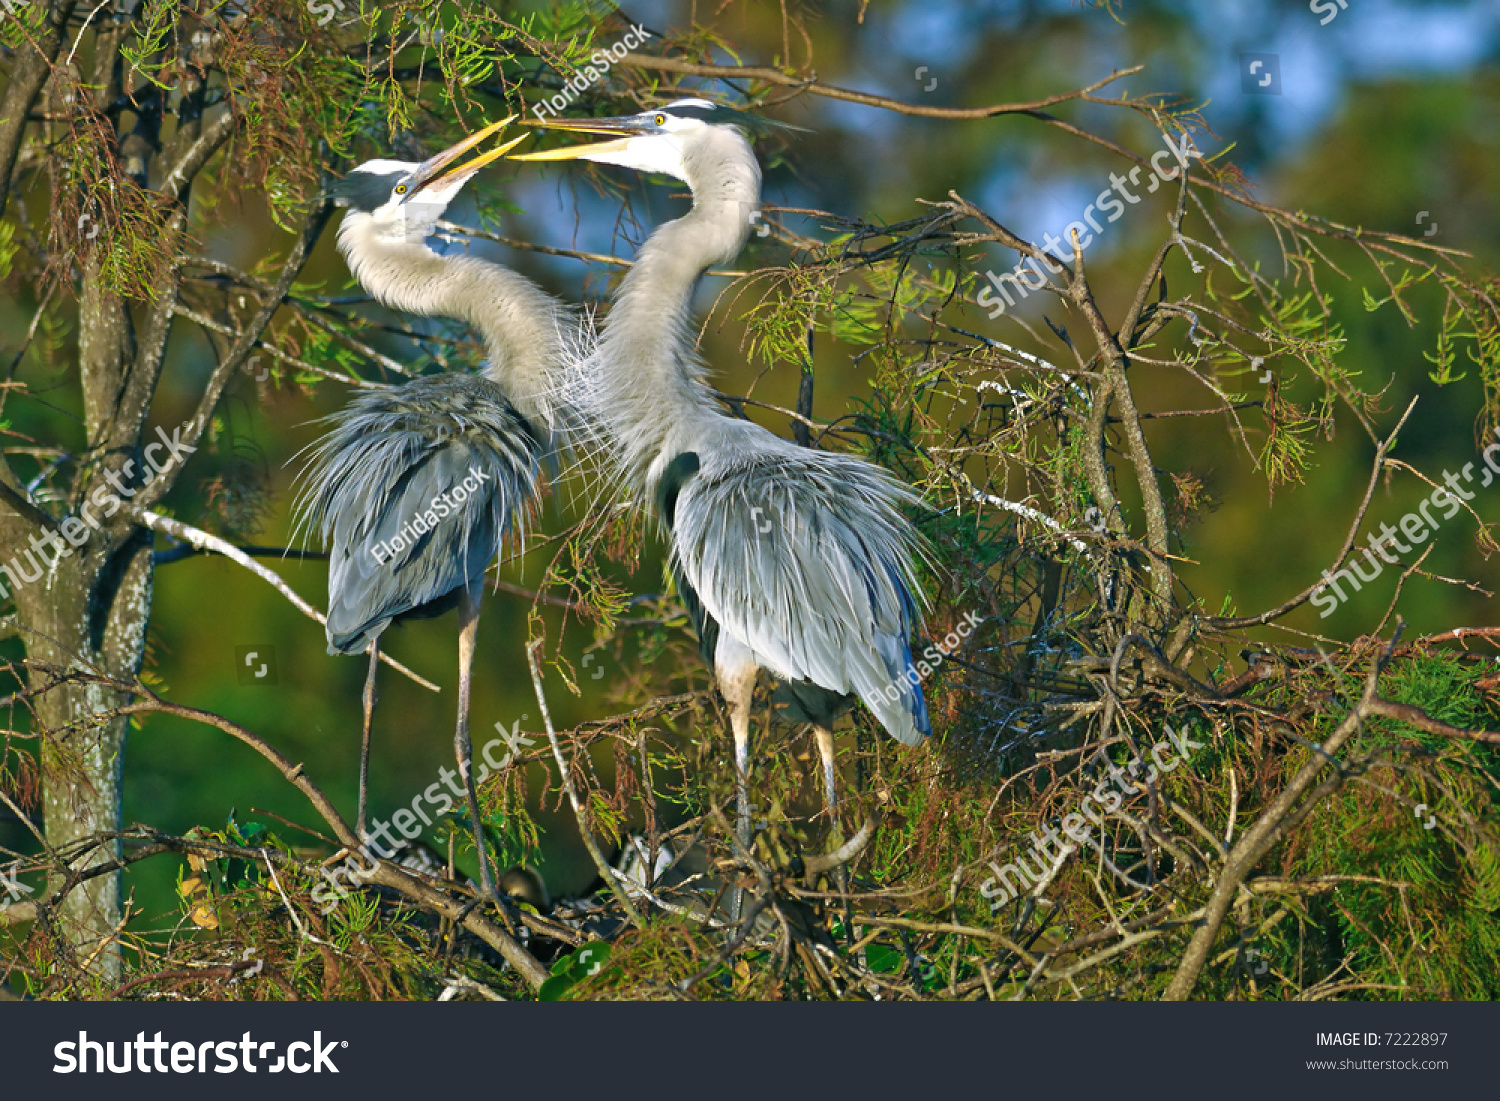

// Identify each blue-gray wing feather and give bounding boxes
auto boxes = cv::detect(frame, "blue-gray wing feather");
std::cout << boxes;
[669,443,931,745]
[293,374,543,654]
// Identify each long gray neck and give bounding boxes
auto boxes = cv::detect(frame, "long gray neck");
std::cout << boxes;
[337,223,568,444]
[590,128,760,493]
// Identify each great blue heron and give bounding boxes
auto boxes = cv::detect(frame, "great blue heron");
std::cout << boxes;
[293,118,568,904]
[518,99,931,846]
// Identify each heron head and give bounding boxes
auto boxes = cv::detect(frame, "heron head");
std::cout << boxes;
[514,98,758,185]
[328,116,524,241]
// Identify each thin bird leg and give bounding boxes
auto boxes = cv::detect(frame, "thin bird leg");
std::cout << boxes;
[728,698,752,926]
[357,640,379,839]
[715,646,758,925]
[813,725,837,818]
[456,585,500,907]
[813,724,849,898]
[717,661,757,853]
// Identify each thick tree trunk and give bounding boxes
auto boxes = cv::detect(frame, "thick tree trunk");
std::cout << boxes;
[21,538,151,980]
[20,173,152,976]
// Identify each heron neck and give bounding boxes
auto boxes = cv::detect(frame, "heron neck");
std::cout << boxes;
[449,259,568,441]
[337,224,566,442]
[592,157,758,495]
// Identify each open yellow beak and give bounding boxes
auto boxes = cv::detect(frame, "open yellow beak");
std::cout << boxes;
[426,132,529,186]
[511,137,633,162]
[411,115,529,192]
[511,114,655,162]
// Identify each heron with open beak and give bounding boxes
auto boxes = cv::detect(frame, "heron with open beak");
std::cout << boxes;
[514,101,931,854]
[294,117,574,907]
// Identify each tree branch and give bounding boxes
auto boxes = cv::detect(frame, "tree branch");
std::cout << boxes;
[105,689,548,989]
[1205,397,1420,630]
[133,202,333,510]
[0,2,75,219]
[1162,634,1402,1000]
[130,507,439,693]
[612,52,1141,120]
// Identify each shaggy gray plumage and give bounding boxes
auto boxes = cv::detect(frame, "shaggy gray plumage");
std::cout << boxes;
[670,443,930,744]
[290,152,580,906]
[557,107,932,755]
[296,374,542,654]
[293,161,575,654]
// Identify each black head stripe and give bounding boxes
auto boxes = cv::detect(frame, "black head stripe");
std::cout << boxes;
[661,102,719,123]
[329,169,404,213]
[657,99,808,137]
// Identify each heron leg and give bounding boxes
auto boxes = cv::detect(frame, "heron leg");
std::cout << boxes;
[813,725,837,817]
[357,640,379,840]
[715,642,758,924]
[717,656,756,853]
[813,724,849,897]
[456,585,500,908]
[728,700,752,926]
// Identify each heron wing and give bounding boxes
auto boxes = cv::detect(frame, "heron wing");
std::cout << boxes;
[293,376,542,653]
[670,445,931,745]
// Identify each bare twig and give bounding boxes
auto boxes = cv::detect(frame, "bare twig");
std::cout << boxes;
[132,508,438,693]
[610,53,1142,120]
[525,638,644,926]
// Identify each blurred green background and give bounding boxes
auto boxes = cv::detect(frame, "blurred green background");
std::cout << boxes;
[3,0,1497,931]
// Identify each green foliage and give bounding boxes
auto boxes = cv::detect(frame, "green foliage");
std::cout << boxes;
[4,0,1498,1007]
[0,0,47,47]
[0,219,17,280]
[117,0,181,87]
[1234,656,1500,1000]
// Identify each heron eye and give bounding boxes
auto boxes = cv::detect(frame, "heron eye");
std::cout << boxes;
[654,114,666,126]
[395,183,408,195]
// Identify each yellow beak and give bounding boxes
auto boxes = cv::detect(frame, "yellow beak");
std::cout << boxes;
[511,137,633,162]
[412,115,529,192]
[425,132,530,185]
[511,114,656,162]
